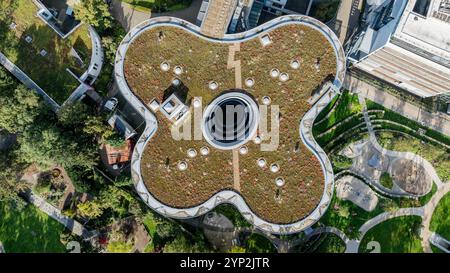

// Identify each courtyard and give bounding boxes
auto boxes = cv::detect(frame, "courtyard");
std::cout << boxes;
[0,0,92,104]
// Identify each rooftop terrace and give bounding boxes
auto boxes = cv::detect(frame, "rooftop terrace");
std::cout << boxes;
[116,16,344,230]
[0,0,92,104]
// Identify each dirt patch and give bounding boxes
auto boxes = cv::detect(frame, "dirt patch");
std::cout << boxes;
[390,158,432,196]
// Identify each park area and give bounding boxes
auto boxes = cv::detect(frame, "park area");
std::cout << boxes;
[359,216,423,253]
[0,0,92,104]
[0,201,66,253]
[124,22,337,224]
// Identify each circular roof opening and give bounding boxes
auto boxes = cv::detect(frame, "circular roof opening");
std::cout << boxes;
[202,91,259,150]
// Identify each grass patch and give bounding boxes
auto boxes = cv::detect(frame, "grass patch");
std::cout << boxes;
[380,172,393,190]
[367,101,450,147]
[319,193,384,239]
[0,201,66,253]
[0,0,92,104]
[359,216,423,253]
[430,192,450,240]
[313,90,362,134]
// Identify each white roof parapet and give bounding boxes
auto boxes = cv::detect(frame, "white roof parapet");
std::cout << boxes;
[114,15,345,235]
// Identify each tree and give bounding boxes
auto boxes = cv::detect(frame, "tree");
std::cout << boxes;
[74,0,113,32]
[156,222,181,239]
[83,115,114,142]
[106,241,133,253]
[77,200,104,219]
[229,246,246,253]
[0,85,43,133]
[113,174,133,187]
[337,206,350,218]
[100,186,136,216]
[163,234,211,253]
[0,148,28,209]
[16,123,98,170]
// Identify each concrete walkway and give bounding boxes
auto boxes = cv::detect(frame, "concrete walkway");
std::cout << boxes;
[346,74,450,136]
[25,191,94,240]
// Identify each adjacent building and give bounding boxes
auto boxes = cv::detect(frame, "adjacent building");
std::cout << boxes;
[348,0,450,100]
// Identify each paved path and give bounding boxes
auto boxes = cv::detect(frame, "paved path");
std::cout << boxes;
[25,191,94,240]
[421,182,450,253]
[110,0,203,31]
[346,74,450,136]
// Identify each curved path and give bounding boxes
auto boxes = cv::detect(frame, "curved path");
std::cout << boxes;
[114,15,346,234]
[421,182,450,253]
[358,95,443,190]
[345,207,424,253]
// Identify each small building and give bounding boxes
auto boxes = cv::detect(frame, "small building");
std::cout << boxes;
[348,0,450,99]
[160,93,189,124]
[107,114,137,140]
[103,139,135,165]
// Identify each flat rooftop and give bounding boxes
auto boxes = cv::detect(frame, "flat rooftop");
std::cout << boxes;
[393,0,450,65]
[350,0,450,98]
[123,22,338,224]
[200,0,238,38]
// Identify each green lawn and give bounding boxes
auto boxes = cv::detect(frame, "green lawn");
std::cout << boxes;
[0,0,92,104]
[430,192,450,240]
[313,90,362,134]
[319,194,384,239]
[0,201,66,253]
[380,172,393,190]
[359,216,423,253]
